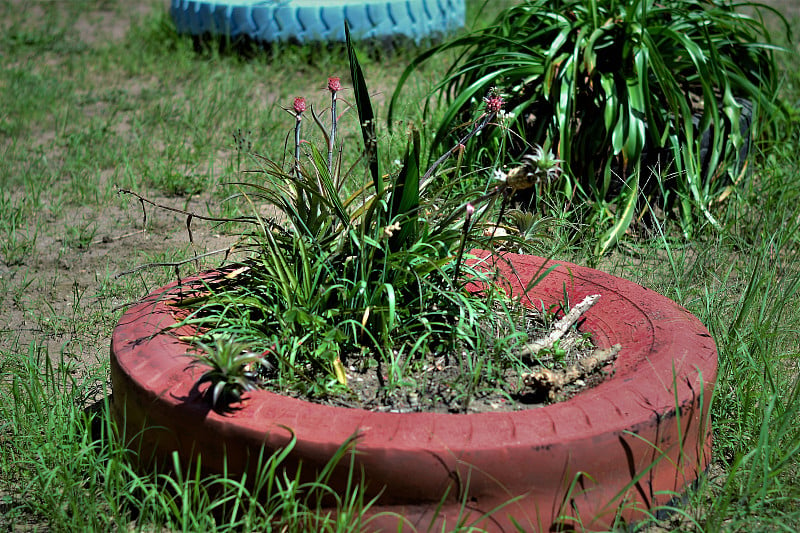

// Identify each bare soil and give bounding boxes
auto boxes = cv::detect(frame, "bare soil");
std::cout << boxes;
[271,320,605,414]
[0,0,235,375]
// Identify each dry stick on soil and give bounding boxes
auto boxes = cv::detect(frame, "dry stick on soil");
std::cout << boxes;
[90,228,148,245]
[518,293,601,357]
[523,343,622,401]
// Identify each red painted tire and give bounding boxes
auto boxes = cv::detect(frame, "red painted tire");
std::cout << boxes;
[111,251,716,531]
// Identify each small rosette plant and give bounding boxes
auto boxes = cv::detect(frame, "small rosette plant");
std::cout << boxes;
[192,337,267,408]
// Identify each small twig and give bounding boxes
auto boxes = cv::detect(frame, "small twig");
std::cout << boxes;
[118,188,289,238]
[138,197,147,227]
[90,228,146,245]
[186,214,194,244]
[118,189,251,225]
[114,247,239,279]
[420,111,496,188]
[519,294,601,356]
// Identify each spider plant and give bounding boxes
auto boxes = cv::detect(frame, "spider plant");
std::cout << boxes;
[391,0,788,254]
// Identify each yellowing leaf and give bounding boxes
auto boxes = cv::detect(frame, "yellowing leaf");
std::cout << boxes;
[333,357,347,386]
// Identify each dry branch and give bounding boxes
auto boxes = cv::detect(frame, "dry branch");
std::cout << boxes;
[113,247,239,279]
[518,293,600,357]
[116,188,289,240]
[522,343,621,401]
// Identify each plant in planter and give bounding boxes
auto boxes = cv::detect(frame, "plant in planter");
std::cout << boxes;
[116,26,579,411]
[111,25,717,532]
[390,0,787,253]
[161,75,560,413]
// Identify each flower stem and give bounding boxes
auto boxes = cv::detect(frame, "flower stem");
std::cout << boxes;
[453,203,475,285]
[294,115,302,180]
[420,111,496,188]
[292,97,306,181]
[328,91,337,178]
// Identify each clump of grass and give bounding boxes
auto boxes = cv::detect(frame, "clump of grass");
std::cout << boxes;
[0,344,388,531]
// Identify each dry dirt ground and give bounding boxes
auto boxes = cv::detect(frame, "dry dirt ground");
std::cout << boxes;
[1,0,798,390]
[1,1,240,379]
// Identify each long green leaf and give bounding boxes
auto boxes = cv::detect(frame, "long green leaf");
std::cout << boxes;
[389,128,421,250]
[345,22,381,197]
[621,46,646,169]
[596,166,640,255]
[309,144,349,226]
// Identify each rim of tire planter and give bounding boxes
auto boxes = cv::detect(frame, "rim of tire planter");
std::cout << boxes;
[110,250,717,531]
[169,0,466,45]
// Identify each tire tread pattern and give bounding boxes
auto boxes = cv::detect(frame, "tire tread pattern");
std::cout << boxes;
[170,0,466,44]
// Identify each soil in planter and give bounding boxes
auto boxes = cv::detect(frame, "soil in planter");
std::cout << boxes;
[233,303,616,415]
[308,334,610,414]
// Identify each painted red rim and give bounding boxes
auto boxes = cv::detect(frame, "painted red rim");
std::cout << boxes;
[111,251,717,531]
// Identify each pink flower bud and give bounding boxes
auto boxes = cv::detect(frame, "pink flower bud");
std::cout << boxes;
[327,77,341,93]
[484,95,504,113]
[293,97,306,114]
[466,203,475,217]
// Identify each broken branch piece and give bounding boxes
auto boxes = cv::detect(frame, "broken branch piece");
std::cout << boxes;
[519,294,601,357]
[522,343,621,401]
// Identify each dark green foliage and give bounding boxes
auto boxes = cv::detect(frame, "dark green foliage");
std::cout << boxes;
[346,23,382,197]
[392,0,789,253]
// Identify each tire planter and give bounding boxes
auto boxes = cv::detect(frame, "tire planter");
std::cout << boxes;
[170,0,466,45]
[111,250,717,531]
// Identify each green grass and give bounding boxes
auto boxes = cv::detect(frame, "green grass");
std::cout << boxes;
[1,0,799,530]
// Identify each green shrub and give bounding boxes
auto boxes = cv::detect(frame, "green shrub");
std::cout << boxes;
[392,0,788,253]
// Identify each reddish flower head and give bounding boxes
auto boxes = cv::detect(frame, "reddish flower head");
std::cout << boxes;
[327,77,341,93]
[293,97,306,114]
[484,94,504,113]
[465,203,475,226]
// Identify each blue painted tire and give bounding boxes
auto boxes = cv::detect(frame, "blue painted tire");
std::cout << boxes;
[170,0,466,44]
